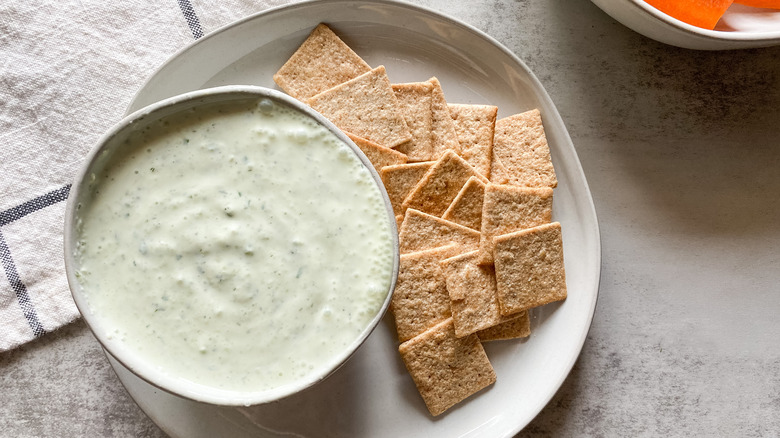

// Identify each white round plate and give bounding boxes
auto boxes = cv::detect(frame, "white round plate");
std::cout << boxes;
[591,0,780,50]
[116,1,601,437]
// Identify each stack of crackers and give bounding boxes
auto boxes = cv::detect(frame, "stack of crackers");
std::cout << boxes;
[274,24,567,417]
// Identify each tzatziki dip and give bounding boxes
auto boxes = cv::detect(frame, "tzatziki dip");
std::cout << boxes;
[73,96,395,396]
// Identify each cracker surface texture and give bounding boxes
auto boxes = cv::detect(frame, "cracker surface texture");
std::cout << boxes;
[428,77,461,159]
[477,310,531,341]
[441,176,486,231]
[346,132,407,172]
[307,66,411,148]
[402,150,488,218]
[398,209,480,254]
[449,103,497,178]
[493,222,567,314]
[391,245,463,342]
[441,250,515,338]
[490,109,557,188]
[399,318,496,416]
[478,183,553,265]
[273,24,371,101]
[380,162,434,218]
[392,82,434,161]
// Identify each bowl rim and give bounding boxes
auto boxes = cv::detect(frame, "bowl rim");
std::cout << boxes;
[63,85,400,407]
[629,0,780,42]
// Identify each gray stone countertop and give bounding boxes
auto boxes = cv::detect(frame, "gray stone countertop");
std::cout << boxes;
[2,1,780,436]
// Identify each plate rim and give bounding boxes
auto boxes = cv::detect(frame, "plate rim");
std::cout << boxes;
[119,1,602,436]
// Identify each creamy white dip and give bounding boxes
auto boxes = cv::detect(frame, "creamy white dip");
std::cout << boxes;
[74,97,394,394]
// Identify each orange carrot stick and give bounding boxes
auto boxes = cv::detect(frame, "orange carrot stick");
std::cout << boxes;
[644,0,734,29]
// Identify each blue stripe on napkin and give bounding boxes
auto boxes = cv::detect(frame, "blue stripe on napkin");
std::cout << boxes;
[0,185,71,227]
[177,0,204,39]
[0,231,46,337]
[0,184,71,337]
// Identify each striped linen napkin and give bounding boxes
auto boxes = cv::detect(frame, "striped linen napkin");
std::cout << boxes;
[0,0,295,351]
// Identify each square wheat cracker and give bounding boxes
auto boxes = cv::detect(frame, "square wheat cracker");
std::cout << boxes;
[398,209,480,254]
[441,176,486,231]
[307,66,411,148]
[401,150,488,218]
[477,310,531,341]
[346,132,407,172]
[391,245,464,342]
[493,222,567,315]
[273,24,371,101]
[490,109,557,188]
[398,318,495,416]
[440,250,518,338]
[380,162,434,218]
[392,82,434,162]
[478,183,553,265]
[428,77,461,159]
[448,103,497,179]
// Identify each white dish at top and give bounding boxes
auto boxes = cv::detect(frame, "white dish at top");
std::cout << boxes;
[591,0,780,50]
[116,1,601,437]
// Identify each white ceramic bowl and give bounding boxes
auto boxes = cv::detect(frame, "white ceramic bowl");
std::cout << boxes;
[592,0,780,50]
[63,85,400,407]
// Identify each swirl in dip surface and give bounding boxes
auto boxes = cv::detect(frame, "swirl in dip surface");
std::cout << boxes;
[74,97,395,396]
